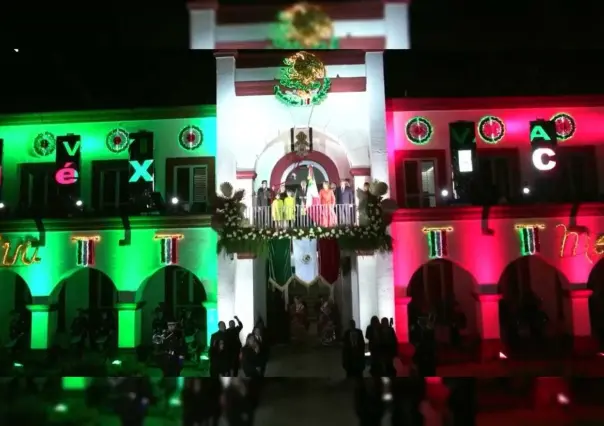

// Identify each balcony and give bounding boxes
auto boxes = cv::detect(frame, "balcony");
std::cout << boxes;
[243,204,359,229]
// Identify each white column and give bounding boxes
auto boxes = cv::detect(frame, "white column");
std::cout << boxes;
[233,171,257,343]
[365,51,389,191]
[384,2,411,49]
[355,254,378,333]
[364,52,395,324]
[215,53,238,326]
[189,7,216,49]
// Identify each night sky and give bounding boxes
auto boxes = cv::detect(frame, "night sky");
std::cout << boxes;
[4,1,604,114]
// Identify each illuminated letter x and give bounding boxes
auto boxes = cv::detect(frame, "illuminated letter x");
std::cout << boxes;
[129,159,154,182]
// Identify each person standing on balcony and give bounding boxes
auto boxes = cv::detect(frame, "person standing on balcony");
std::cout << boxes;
[336,178,355,225]
[256,180,273,228]
[296,180,308,226]
[271,193,284,228]
[284,190,296,227]
[319,181,336,227]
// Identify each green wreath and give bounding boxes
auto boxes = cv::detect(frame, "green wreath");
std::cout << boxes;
[105,128,129,153]
[550,112,576,141]
[478,116,505,144]
[33,132,56,157]
[178,125,204,150]
[405,117,433,145]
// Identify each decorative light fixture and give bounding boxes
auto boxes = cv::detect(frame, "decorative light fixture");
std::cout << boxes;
[272,2,338,49]
[106,128,129,153]
[405,117,433,145]
[178,125,204,151]
[550,112,576,141]
[478,116,505,144]
[514,224,545,255]
[33,132,57,157]
[274,51,331,107]
[422,226,453,259]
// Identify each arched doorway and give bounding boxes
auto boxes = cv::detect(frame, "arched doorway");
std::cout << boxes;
[587,259,604,347]
[141,266,207,349]
[406,259,476,362]
[54,268,118,349]
[497,256,568,356]
[269,151,341,191]
[0,270,32,354]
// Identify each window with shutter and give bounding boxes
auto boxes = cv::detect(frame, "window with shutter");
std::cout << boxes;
[19,163,56,211]
[402,159,436,208]
[174,165,209,213]
[555,147,598,202]
[476,149,520,204]
[166,157,216,214]
[92,160,130,213]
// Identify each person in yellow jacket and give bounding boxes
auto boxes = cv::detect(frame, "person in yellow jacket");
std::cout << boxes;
[283,190,296,227]
[271,193,284,228]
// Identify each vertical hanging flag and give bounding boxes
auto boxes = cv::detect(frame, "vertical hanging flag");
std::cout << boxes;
[515,224,545,255]
[154,233,184,265]
[292,238,318,283]
[422,227,454,259]
[71,235,101,266]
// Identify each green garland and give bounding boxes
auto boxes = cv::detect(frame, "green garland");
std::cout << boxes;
[215,184,392,256]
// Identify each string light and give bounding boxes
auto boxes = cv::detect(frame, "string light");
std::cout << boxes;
[1,240,41,266]
[155,234,184,265]
[71,235,101,267]
[515,224,545,255]
[556,224,604,263]
[421,226,453,259]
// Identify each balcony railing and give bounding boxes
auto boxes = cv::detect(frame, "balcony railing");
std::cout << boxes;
[243,204,358,229]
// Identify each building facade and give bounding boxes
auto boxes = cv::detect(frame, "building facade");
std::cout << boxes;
[0,106,219,351]
[388,96,604,357]
[2,52,603,361]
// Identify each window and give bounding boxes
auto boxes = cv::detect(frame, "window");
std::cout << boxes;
[19,163,56,213]
[174,165,209,212]
[92,160,130,213]
[402,159,437,208]
[555,147,598,202]
[166,157,216,214]
[477,149,520,204]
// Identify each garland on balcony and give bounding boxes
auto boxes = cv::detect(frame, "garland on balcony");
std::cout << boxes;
[213,181,395,256]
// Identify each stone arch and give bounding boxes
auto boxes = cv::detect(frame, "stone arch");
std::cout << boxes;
[497,255,568,344]
[406,259,478,339]
[587,258,604,341]
[269,151,341,192]
[0,269,32,347]
[52,267,119,341]
[139,265,208,347]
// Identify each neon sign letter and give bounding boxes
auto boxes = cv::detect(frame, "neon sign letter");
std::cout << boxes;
[129,159,154,183]
[557,224,604,264]
[532,147,556,171]
[55,162,79,185]
[63,140,81,157]
[1,240,41,266]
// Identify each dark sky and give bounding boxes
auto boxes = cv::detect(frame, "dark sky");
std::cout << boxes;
[4,1,604,114]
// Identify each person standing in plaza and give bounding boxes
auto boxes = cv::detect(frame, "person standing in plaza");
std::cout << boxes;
[342,320,366,377]
[227,316,244,377]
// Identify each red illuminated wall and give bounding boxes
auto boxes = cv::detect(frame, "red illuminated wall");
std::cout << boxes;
[385,95,604,203]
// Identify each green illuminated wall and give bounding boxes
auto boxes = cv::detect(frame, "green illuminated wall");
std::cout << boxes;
[0,107,217,206]
[0,106,219,350]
